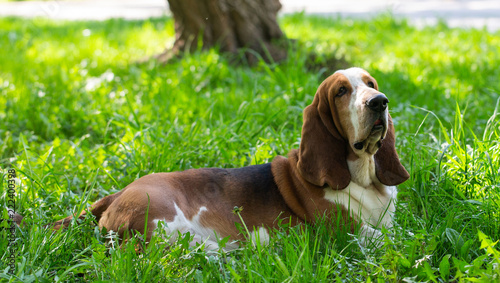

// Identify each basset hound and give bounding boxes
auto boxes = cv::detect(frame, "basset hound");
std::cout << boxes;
[17,67,409,249]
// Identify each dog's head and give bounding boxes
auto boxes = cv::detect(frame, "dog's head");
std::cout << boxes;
[297,67,409,189]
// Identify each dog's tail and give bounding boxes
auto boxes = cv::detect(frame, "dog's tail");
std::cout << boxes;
[13,191,124,230]
[49,191,124,230]
[9,209,24,226]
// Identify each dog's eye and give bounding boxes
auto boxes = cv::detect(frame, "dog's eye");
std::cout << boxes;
[367,81,375,88]
[337,86,347,97]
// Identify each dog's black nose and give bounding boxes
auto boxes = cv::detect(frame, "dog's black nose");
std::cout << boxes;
[366,94,389,112]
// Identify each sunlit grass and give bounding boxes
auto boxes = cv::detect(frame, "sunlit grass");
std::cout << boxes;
[1,14,500,281]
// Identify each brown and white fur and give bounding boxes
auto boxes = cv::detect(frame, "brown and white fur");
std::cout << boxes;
[15,67,409,249]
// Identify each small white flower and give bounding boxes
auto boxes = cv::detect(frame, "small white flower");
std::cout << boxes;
[82,29,91,37]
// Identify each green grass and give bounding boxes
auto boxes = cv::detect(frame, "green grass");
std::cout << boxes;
[1,13,500,281]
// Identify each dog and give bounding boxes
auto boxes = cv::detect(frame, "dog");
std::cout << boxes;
[15,67,409,249]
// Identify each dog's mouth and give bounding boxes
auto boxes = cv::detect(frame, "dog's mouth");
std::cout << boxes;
[353,117,387,152]
[372,118,385,132]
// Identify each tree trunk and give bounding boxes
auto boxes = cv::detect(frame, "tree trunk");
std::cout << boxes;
[158,0,287,64]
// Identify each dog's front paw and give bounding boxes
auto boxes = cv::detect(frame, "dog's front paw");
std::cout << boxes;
[358,225,385,249]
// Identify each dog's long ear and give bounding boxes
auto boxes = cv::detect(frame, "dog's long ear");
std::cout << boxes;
[374,115,410,185]
[297,79,350,190]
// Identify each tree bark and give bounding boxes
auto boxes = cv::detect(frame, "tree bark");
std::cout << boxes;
[158,0,287,64]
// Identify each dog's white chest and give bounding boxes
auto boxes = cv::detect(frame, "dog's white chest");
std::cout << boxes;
[323,183,397,228]
[323,153,397,229]
[322,156,398,228]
